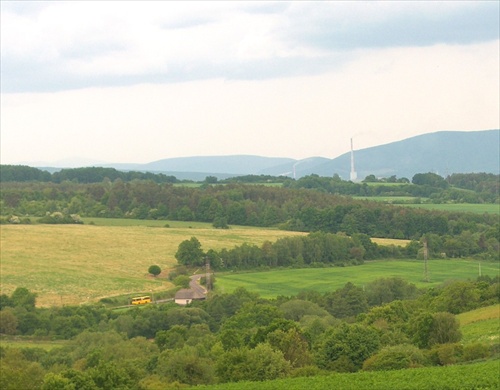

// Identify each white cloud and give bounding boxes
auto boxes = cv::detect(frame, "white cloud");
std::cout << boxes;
[2,40,498,164]
[1,1,498,165]
[2,1,497,92]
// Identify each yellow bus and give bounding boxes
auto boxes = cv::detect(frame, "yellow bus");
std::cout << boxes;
[131,296,152,305]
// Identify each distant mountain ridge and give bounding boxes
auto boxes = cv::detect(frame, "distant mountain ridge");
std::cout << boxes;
[32,130,499,180]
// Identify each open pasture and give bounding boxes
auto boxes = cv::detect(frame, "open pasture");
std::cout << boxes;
[458,304,500,345]
[215,259,499,298]
[354,198,499,214]
[0,223,304,307]
[401,203,499,214]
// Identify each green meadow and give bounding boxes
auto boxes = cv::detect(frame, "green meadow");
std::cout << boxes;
[215,259,499,298]
[353,198,499,214]
[0,222,304,307]
[401,203,499,214]
[458,304,500,345]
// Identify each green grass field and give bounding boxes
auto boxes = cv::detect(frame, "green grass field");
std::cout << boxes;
[401,203,499,214]
[1,219,496,307]
[0,223,304,307]
[458,304,500,345]
[353,198,499,214]
[215,259,499,298]
[195,360,500,390]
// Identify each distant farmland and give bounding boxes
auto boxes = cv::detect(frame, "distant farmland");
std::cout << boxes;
[215,259,499,298]
[2,220,491,307]
[0,222,304,306]
[353,198,499,214]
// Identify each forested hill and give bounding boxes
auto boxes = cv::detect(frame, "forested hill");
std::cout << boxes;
[10,129,500,180]
[317,129,500,180]
[105,129,500,179]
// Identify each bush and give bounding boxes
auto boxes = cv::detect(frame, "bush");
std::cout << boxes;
[173,275,190,289]
[427,343,463,366]
[148,265,162,277]
[462,343,490,362]
[363,344,426,371]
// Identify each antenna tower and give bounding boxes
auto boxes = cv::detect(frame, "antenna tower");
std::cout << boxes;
[349,138,357,181]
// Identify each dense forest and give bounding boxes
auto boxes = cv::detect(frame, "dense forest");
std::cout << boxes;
[1,276,498,389]
[1,166,499,260]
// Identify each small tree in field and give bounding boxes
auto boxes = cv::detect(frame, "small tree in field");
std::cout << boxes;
[148,265,162,277]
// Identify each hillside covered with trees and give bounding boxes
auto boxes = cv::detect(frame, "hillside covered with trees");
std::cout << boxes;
[1,276,498,388]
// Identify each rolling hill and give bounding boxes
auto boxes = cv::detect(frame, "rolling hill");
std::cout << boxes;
[33,129,499,180]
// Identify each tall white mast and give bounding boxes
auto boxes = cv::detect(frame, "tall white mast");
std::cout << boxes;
[350,138,357,181]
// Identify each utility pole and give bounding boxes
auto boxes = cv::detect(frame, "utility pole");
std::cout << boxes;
[205,256,211,292]
[423,238,429,283]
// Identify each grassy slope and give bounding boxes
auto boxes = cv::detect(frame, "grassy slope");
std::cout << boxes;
[0,223,304,306]
[215,260,499,298]
[458,304,500,345]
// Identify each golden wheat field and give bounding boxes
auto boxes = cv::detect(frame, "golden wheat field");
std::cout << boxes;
[0,223,305,307]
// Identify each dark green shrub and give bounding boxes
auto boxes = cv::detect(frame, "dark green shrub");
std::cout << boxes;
[363,344,426,371]
[148,265,162,277]
[462,343,490,362]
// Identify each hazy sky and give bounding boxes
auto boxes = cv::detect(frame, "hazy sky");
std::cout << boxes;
[1,1,499,166]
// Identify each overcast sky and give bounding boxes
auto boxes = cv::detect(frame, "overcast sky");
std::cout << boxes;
[1,1,499,166]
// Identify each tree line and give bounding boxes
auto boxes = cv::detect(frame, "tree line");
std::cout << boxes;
[1,276,498,388]
[285,172,499,203]
[2,179,498,257]
[0,165,180,184]
[2,165,498,202]
[175,232,413,270]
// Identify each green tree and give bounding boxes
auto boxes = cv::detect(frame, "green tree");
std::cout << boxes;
[433,281,481,314]
[266,327,312,368]
[365,277,418,306]
[316,323,380,371]
[212,215,229,229]
[412,172,448,188]
[148,265,161,277]
[156,346,214,385]
[324,282,368,319]
[0,308,18,335]
[175,237,204,266]
[0,349,45,390]
[11,287,37,310]
[216,343,290,382]
[410,311,461,348]
[41,373,76,390]
[172,275,190,289]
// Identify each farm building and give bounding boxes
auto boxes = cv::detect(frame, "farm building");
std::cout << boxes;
[174,289,206,305]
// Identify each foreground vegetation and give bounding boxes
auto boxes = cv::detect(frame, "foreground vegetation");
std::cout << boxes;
[195,360,500,390]
[1,276,498,389]
[1,167,498,389]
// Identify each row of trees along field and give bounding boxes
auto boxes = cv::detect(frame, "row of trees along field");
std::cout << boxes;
[176,233,416,269]
[1,276,498,389]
